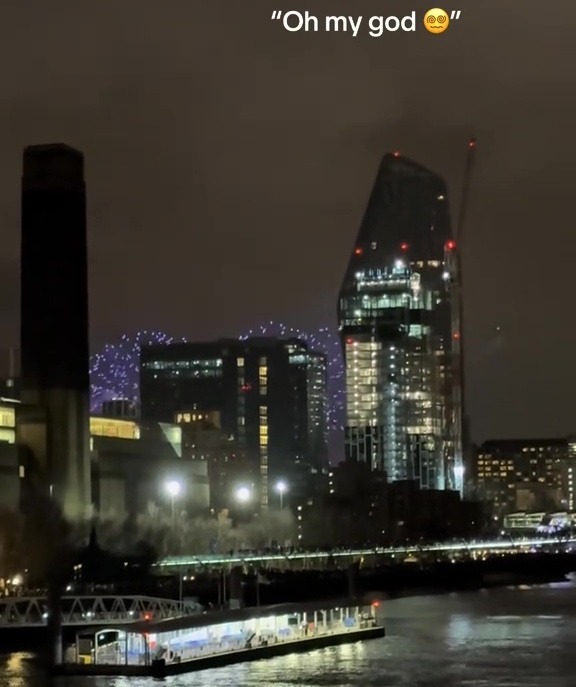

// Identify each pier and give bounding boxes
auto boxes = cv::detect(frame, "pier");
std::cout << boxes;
[55,599,385,676]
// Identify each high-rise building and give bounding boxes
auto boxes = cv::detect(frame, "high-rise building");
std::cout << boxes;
[139,338,328,508]
[307,352,329,468]
[18,144,91,519]
[338,153,463,491]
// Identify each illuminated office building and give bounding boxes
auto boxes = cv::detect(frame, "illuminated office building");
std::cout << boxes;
[140,338,328,508]
[475,439,567,517]
[338,153,462,491]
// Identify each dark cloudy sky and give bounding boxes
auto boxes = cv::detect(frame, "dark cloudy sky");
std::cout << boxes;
[0,0,575,442]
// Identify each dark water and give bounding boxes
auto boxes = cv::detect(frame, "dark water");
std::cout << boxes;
[2,582,576,686]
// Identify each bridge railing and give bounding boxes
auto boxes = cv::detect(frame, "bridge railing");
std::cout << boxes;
[0,595,201,628]
[154,535,576,570]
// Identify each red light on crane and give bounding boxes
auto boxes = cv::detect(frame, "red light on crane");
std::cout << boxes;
[144,613,151,621]
[445,240,456,251]
[354,247,363,255]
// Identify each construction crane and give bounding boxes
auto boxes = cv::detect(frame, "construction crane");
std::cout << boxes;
[449,137,477,493]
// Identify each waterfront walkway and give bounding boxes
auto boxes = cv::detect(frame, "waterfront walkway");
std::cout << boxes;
[156,535,576,571]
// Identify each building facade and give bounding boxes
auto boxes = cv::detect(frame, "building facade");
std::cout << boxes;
[176,410,252,512]
[338,153,462,491]
[565,438,576,511]
[19,144,91,519]
[139,338,328,509]
[475,438,568,517]
[0,399,207,517]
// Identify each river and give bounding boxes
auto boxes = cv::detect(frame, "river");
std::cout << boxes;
[2,582,576,686]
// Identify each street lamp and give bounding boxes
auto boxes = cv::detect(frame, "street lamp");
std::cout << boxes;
[275,480,287,510]
[165,479,182,519]
[236,486,251,503]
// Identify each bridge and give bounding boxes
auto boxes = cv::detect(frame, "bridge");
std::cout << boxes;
[155,535,576,571]
[0,595,200,628]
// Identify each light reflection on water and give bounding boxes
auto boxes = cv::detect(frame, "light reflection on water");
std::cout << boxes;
[2,583,576,686]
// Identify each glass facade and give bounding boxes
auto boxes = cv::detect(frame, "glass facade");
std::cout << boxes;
[338,153,463,491]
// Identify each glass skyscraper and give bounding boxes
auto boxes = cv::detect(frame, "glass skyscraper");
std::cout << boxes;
[338,153,463,492]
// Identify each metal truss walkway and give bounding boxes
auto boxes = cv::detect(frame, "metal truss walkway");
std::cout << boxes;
[0,595,199,628]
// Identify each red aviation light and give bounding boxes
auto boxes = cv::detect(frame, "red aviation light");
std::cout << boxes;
[354,247,363,255]
[445,240,456,251]
[393,151,400,157]
[241,383,252,392]
[469,138,476,149]
[400,242,409,251]
[346,337,354,345]
[453,332,461,340]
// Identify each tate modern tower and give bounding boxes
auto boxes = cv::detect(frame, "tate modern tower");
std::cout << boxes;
[19,144,91,520]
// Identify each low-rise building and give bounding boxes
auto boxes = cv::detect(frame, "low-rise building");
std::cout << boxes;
[0,400,209,518]
[474,439,568,517]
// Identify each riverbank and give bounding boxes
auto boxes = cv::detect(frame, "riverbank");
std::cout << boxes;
[2,553,575,653]
[237,552,576,607]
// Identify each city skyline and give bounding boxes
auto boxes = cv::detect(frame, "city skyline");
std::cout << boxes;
[0,0,575,448]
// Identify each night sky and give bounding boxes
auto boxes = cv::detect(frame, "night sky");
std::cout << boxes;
[0,0,574,443]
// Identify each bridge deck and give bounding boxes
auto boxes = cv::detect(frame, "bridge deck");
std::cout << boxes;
[155,536,575,570]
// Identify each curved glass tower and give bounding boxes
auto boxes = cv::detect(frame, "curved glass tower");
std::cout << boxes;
[338,153,463,491]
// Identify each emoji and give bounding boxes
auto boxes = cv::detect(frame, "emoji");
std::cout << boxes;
[423,8,450,34]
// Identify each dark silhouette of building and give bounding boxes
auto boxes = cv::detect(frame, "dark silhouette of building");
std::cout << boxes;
[300,462,483,548]
[18,144,91,519]
[338,153,463,492]
[139,337,328,509]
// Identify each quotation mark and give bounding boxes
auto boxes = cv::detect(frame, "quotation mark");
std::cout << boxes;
[271,10,283,20]
[450,10,461,19]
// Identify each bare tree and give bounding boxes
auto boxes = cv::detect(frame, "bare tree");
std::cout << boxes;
[87,506,297,558]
